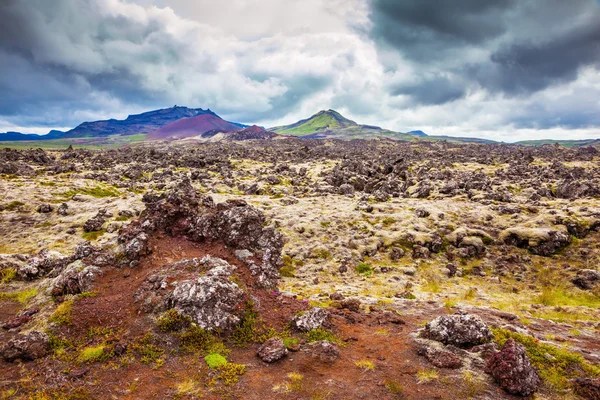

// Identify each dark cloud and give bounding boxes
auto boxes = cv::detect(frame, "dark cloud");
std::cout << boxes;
[391,75,466,105]
[477,22,600,94]
[370,0,515,61]
[370,0,600,98]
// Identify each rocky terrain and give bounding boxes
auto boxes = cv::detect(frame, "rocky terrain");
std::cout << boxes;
[1,139,599,400]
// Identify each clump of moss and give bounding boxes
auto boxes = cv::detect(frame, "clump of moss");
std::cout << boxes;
[0,287,38,304]
[304,328,341,344]
[157,309,191,332]
[355,262,373,276]
[280,255,302,278]
[62,186,121,199]
[81,230,105,241]
[49,299,74,325]
[492,327,600,391]
[204,353,227,369]
[78,344,112,363]
[1,201,25,212]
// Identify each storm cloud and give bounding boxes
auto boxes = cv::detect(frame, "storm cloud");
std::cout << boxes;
[0,0,599,140]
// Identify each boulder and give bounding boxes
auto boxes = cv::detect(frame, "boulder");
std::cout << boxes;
[500,227,571,256]
[572,378,600,400]
[420,312,492,348]
[293,307,330,332]
[257,337,288,363]
[1,331,50,361]
[485,339,540,396]
[417,346,463,369]
[167,256,248,332]
[309,340,339,363]
[572,269,600,290]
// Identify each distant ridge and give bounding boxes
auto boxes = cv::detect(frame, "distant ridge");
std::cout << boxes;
[147,113,243,140]
[62,106,220,138]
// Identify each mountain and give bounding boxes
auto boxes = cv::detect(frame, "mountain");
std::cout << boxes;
[0,130,65,141]
[407,130,428,137]
[147,113,243,140]
[62,106,220,138]
[270,109,359,135]
[227,125,277,141]
[270,109,423,140]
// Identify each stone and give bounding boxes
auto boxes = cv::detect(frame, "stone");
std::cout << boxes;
[293,307,330,332]
[1,331,50,361]
[485,339,540,396]
[420,312,492,348]
[572,269,600,290]
[309,340,339,363]
[257,337,288,363]
[572,377,600,400]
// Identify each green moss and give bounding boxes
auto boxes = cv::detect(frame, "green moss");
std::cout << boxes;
[283,337,300,349]
[81,230,105,241]
[381,217,396,227]
[355,262,373,276]
[492,328,600,391]
[1,201,25,212]
[156,309,190,332]
[304,328,341,344]
[115,215,131,222]
[62,185,121,199]
[78,344,112,363]
[204,353,227,369]
[535,287,600,308]
[49,299,74,325]
[313,248,332,260]
[0,287,38,304]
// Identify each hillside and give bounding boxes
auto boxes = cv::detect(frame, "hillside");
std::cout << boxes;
[147,114,243,140]
[0,130,65,142]
[62,106,220,138]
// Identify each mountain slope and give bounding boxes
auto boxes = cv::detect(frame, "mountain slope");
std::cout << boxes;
[62,106,219,138]
[147,113,243,140]
[270,110,359,135]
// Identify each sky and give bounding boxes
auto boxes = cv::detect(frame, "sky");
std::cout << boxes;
[0,0,599,142]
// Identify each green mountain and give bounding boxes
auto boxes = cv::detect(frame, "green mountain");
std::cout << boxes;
[270,109,358,135]
[269,109,419,140]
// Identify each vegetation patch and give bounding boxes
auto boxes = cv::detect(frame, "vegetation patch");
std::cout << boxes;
[157,309,191,332]
[0,287,38,304]
[1,201,25,212]
[304,328,341,344]
[81,230,106,241]
[78,344,112,364]
[355,360,375,371]
[49,299,74,325]
[355,262,373,276]
[492,327,600,391]
[204,353,228,369]
[62,185,121,199]
[0,268,17,284]
[231,307,278,347]
[132,333,165,368]
[179,325,230,356]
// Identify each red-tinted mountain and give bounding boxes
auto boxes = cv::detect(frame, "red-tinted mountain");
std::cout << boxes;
[147,113,243,140]
[62,106,223,138]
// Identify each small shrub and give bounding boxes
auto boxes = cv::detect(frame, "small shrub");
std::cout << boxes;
[204,353,228,369]
[283,337,300,349]
[355,360,375,371]
[313,249,332,260]
[179,325,230,356]
[157,309,190,332]
[355,262,373,276]
[49,299,73,325]
[231,308,277,347]
[176,379,201,397]
[0,268,16,284]
[217,362,246,386]
[416,369,439,384]
[132,333,165,367]
[384,380,404,395]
